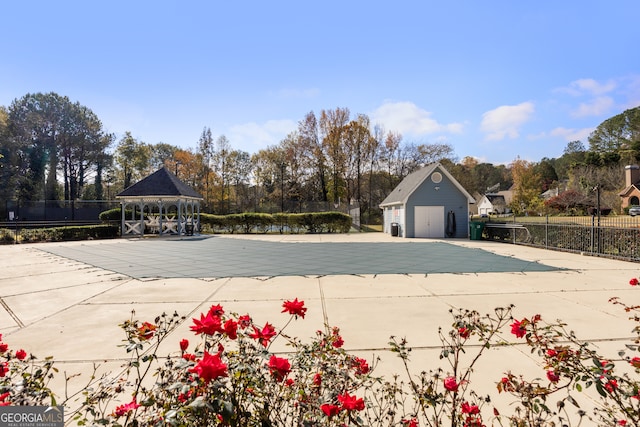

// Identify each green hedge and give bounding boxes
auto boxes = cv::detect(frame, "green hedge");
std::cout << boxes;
[17,224,119,243]
[200,212,351,234]
[99,207,134,221]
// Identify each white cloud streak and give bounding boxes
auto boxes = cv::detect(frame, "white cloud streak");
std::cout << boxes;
[550,126,594,142]
[564,78,617,96]
[228,119,297,151]
[480,102,535,141]
[571,96,615,118]
[370,101,463,136]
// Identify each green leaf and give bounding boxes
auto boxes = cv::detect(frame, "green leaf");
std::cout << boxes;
[567,395,580,407]
[189,396,205,408]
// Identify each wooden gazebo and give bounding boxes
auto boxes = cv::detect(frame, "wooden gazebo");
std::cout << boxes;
[115,167,203,237]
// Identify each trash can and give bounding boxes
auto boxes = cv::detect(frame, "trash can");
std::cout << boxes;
[469,221,484,240]
[391,222,399,237]
[185,224,194,236]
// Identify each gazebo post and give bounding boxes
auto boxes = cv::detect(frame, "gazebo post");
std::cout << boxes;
[159,200,164,236]
[139,201,145,236]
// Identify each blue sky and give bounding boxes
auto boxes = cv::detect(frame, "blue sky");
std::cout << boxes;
[2,1,639,164]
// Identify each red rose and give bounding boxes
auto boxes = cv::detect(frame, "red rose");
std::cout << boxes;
[249,323,277,347]
[444,376,459,392]
[14,349,27,360]
[332,335,344,348]
[458,327,470,339]
[461,401,480,414]
[238,314,252,328]
[190,312,223,336]
[510,319,526,338]
[0,343,8,353]
[313,373,322,386]
[605,379,618,393]
[402,418,419,427]
[352,357,369,375]
[113,399,140,418]
[208,304,224,316]
[224,319,238,340]
[546,370,560,383]
[179,339,189,352]
[464,415,484,426]
[0,363,8,377]
[337,392,365,411]
[268,355,291,381]
[320,403,341,417]
[189,351,228,384]
[630,357,640,368]
[282,298,307,318]
[630,278,639,286]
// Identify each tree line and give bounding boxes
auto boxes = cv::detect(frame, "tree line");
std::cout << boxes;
[1,92,639,221]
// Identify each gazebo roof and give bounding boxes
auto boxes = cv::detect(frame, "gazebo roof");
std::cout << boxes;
[116,167,203,199]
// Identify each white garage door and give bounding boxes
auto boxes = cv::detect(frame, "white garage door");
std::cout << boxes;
[414,206,445,238]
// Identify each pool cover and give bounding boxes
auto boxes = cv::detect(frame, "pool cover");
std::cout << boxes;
[40,237,560,279]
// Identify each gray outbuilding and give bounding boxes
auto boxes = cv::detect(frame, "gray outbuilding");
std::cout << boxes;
[379,162,474,238]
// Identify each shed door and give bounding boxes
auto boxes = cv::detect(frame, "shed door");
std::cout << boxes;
[414,206,444,238]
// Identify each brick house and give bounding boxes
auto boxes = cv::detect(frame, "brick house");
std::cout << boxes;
[619,165,640,209]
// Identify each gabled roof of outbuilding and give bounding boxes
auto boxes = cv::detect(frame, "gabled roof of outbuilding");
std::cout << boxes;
[116,167,203,199]
[485,194,506,204]
[379,162,474,207]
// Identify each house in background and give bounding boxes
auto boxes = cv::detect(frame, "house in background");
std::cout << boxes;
[476,191,513,216]
[379,162,474,238]
[619,165,640,209]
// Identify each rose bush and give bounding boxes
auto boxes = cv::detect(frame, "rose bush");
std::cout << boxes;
[0,283,638,426]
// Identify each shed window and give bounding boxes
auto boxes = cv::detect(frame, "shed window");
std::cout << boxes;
[431,172,442,183]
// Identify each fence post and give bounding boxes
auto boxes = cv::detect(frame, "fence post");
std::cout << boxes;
[545,215,549,249]
[590,215,595,254]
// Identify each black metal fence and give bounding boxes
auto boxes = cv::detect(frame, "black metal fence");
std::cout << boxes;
[1,200,120,222]
[484,216,640,261]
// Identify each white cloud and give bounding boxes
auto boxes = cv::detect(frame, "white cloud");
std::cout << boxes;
[550,126,593,142]
[554,78,616,117]
[228,119,297,151]
[370,101,463,136]
[563,78,617,96]
[480,102,535,141]
[571,96,614,117]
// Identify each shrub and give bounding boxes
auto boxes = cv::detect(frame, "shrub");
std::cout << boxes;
[19,225,118,242]
[99,207,133,221]
[200,213,226,233]
[2,280,640,425]
[0,228,16,243]
[198,212,349,235]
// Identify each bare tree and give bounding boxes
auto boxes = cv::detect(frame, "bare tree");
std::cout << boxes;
[320,107,350,205]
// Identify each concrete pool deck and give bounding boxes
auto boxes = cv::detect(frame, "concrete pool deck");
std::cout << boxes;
[1,233,638,419]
